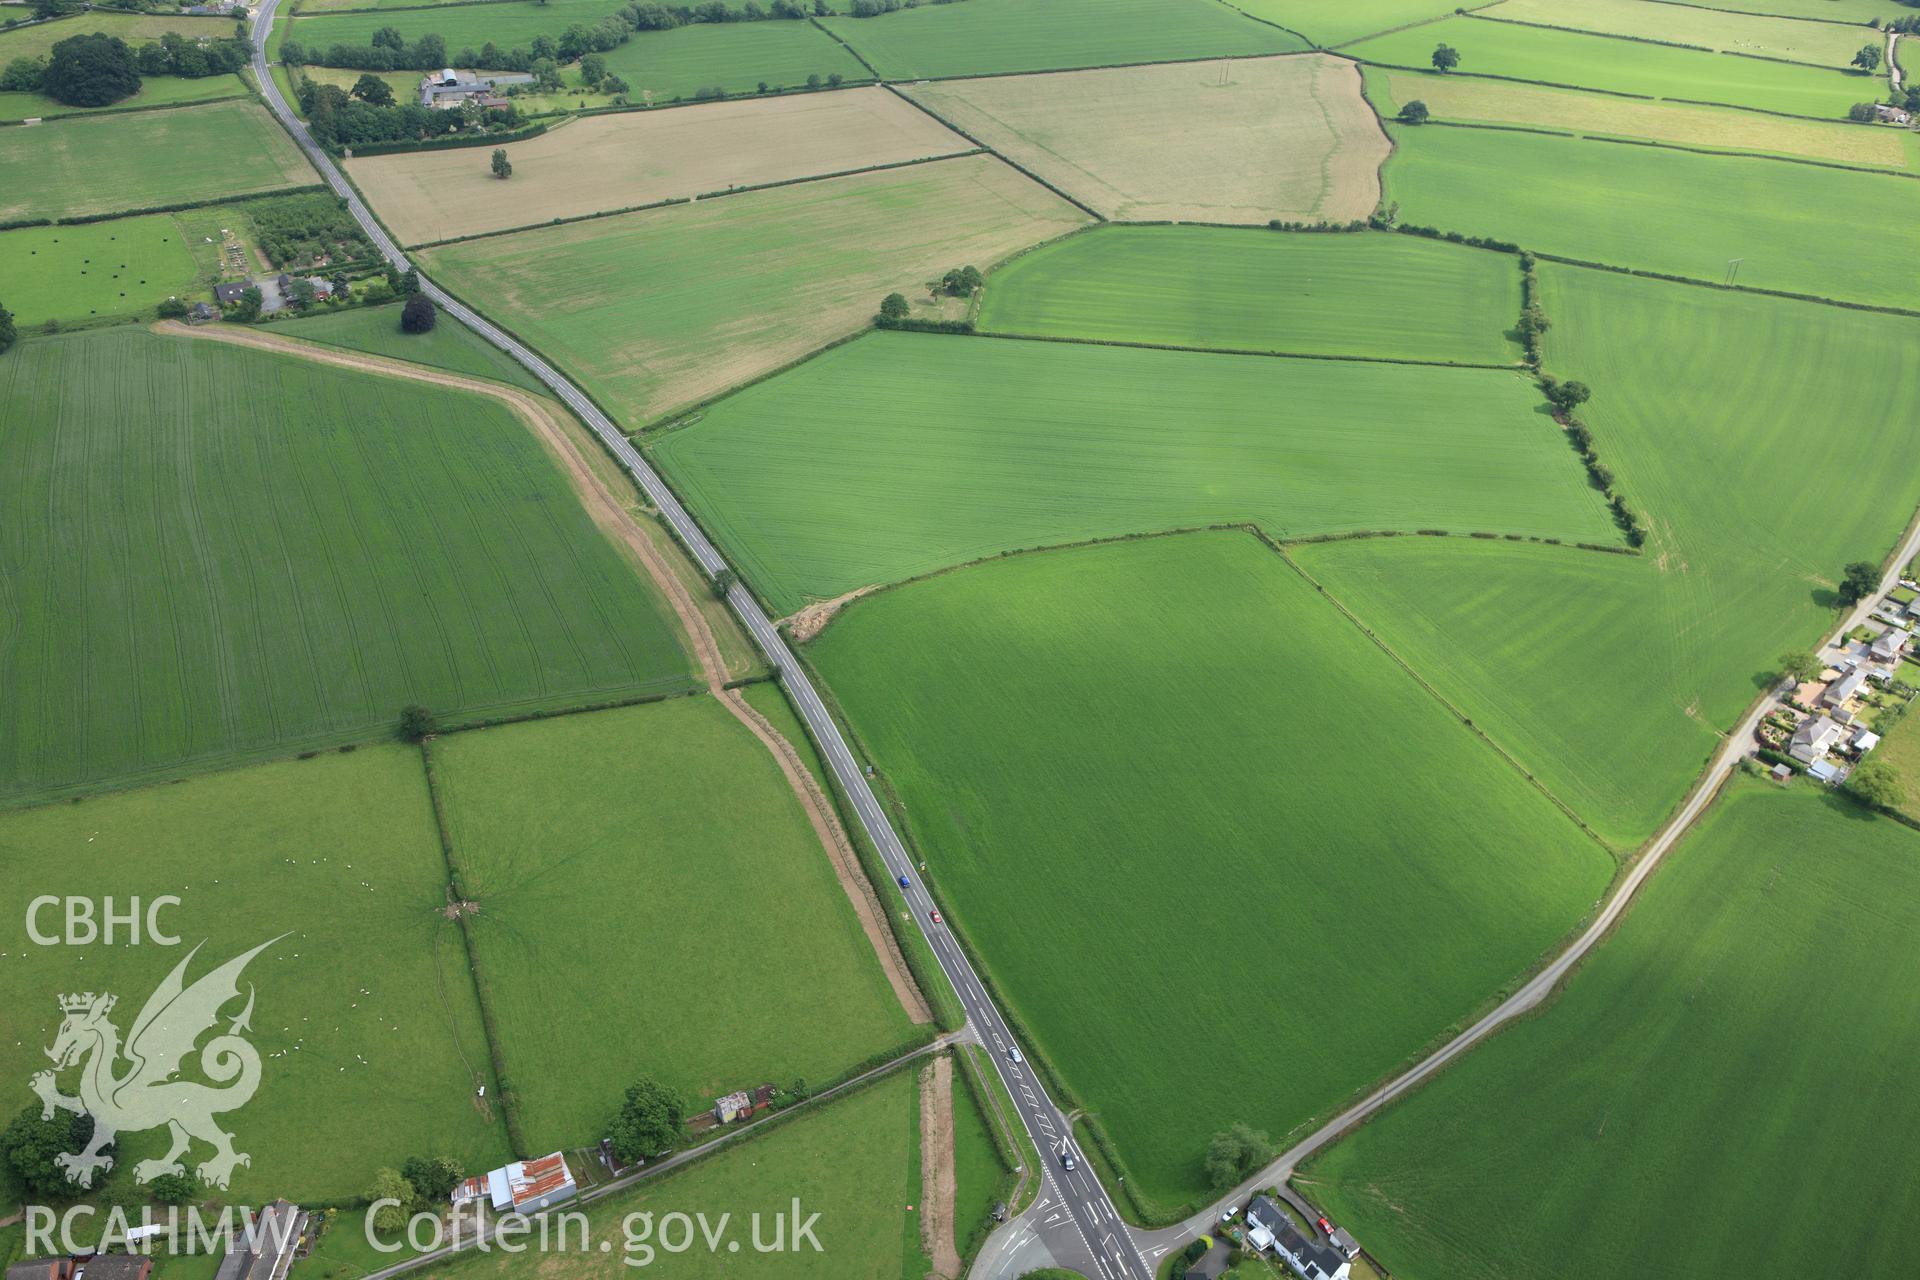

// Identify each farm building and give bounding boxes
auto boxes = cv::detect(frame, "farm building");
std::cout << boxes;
[212,1201,306,1280]
[420,70,533,109]
[1246,1197,1351,1280]
[484,1152,578,1213]
[1789,715,1845,764]
[714,1090,753,1124]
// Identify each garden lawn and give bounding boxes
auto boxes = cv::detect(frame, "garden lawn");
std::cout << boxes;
[1301,780,1920,1280]
[650,331,1616,613]
[1363,66,1911,168]
[1378,122,1918,307]
[598,20,869,102]
[0,746,509,1205]
[0,328,695,806]
[1349,16,1871,117]
[429,698,921,1151]
[272,302,548,393]
[421,155,1087,424]
[1297,267,1920,849]
[1219,0,1458,47]
[0,10,234,60]
[976,225,1522,363]
[810,532,1613,1210]
[0,99,313,224]
[0,72,246,122]
[1485,0,1871,66]
[433,1068,924,1280]
[820,0,1304,80]
[0,214,202,326]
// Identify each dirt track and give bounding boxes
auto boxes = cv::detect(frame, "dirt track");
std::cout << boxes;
[919,1055,962,1279]
[154,320,932,1026]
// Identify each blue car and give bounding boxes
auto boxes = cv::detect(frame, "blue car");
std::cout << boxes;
[897,875,910,888]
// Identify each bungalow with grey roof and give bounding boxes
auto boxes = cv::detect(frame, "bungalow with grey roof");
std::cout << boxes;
[1790,715,1846,764]
[1824,669,1867,709]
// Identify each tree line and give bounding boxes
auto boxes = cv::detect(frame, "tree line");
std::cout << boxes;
[295,72,527,148]
[1,27,250,106]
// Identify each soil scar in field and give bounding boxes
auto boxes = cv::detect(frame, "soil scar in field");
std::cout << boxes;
[919,1054,961,1280]
[153,320,934,1026]
[783,584,879,643]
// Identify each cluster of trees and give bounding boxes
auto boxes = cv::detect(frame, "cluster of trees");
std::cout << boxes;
[1,1105,96,1198]
[401,294,437,332]
[248,191,375,269]
[1546,374,1646,547]
[367,1156,465,1230]
[607,1077,686,1164]
[847,0,970,15]
[940,265,982,298]
[1202,1122,1275,1192]
[297,75,523,150]
[0,301,14,357]
[1836,559,1881,607]
[2,26,249,102]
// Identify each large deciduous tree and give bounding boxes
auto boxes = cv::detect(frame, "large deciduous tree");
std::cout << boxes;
[42,32,141,107]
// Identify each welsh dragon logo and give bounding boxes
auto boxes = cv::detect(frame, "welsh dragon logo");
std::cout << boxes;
[31,938,281,1190]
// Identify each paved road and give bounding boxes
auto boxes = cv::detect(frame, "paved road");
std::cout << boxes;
[246,17,1146,1279]
[1137,514,1920,1263]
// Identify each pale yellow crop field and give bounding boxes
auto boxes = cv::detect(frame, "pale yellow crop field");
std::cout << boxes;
[903,53,1390,223]
[348,86,974,245]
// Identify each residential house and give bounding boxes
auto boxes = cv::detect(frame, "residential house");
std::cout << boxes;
[1854,728,1881,753]
[1327,1226,1360,1261]
[420,69,534,108]
[1875,103,1912,124]
[1809,758,1843,784]
[1824,669,1867,709]
[1872,629,1909,664]
[211,1201,306,1280]
[7,1260,74,1280]
[213,281,252,306]
[484,1153,577,1214]
[71,1261,151,1280]
[1246,1197,1350,1280]
[1184,1240,1233,1280]
[714,1091,753,1124]
[1789,715,1846,764]
[189,301,219,324]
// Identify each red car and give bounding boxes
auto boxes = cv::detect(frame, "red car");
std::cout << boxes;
[930,910,943,924]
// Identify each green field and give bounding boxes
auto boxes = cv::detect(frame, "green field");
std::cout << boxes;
[273,302,548,393]
[820,0,1305,80]
[1379,122,1919,307]
[1294,267,1920,849]
[0,746,510,1206]
[599,21,870,101]
[0,72,247,122]
[0,10,236,60]
[1302,780,1920,1280]
[0,328,696,805]
[1349,15,1873,117]
[435,1068,926,1280]
[430,698,919,1151]
[1485,0,1872,66]
[1219,0,1457,47]
[977,226,1524,364]
[281,0,629,59]
[810,532,1613,1208]
[0,100,312,223]
[0,214,202,325]
[652,331,1616,613]
[949,1054,1013,1261]
[1674,0,1892,18]
[421,156,1087,425]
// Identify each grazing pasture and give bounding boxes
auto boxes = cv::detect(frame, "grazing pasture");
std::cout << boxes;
[1675,0,1889,19]
[351,87,969,245]
[810,532,1612,1208]
[421,155,1087,424]
[0,10,234,60]
[281,0,629,60]
[0,72,246,122]
[1485,0,1870,66]
[1218,0,1458,47]
[272,302,549,392]
[0,328,695,805]
[428,698,921,1151]
[976,225,1522,364]
[1302,781,1920,1280]
[0,100,312,223]
[433,1069,924,1280]
[902,54,1386,223]
[0,747,510,1201]
[1349,16,1870,117]
[1365,67,1911,168]
[819,0,1305,80]
[652,332,1614,613]
[0,215,201,325]
[597,19,870,102]
[1297,268,1920,849]
[1379,123,1919,307]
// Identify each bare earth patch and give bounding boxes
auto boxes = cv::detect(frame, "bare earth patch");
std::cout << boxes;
[904,53,1390,222]
[348,86,974,246]
[784,585,878,643]
[919,1055,961,1280]
[152,319,933,1027]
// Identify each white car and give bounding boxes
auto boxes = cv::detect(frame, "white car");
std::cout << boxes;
[1006,1045,1023,1064]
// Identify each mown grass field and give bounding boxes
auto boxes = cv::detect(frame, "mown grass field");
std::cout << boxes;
[0,100,312,223]
[1486,0,1871,66]
[0,72,247,122]
[1302,781,1920,1280]
[1296,267,1920,849]
[0,746,510,1205]
[810,532,1613,1208]
[271,302,549,392]
[903,55,1385,223]
[1379,122,1918,307]
[976,226,1522,364]
[1350,15,1872,117]
[0,214,202,325]
[0,328,695,805]
[281,0,628,59]
[653,331,1614,613]
[422,156,1087,425]
[598,19,870,103]
[1220,0,1456,47]
[351,87,965,245]
[430,698,919,1151]
[0,10,235,60]
[1678,0,1890,18]
[1363,66,1912,168]
[820,0,1305,80]
[435,1069,925,1280]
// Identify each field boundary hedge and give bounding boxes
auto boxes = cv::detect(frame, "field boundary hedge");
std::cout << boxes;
[966,324,1525,370]
[1209,0,1311,49]
[1466,9,1876,74]
[1638,0,1883,28]
[1371,58,1876,123]
[0,82,252,126]
[343,120,548,157]
[408,196,693,250]
[693,146,983,203]
[1422,117,1918,182]
[1535,250,1920,318]
[884,83,1107,220]
[809,13,884,79]
[886,46,1318,90]
[1326,1,1505,50]
[40,182,331,227]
